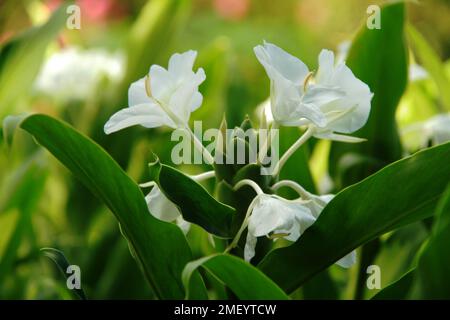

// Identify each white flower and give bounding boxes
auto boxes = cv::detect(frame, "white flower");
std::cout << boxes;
[104,50,205,134]
[403,113,450,150]
[254,42,373,142]
[34,46,124,101]
[423,114,450,145]
[145,185,190,234]
[260,179,357,268]
[409,64,428,82]
[244,194,315,262]
[302,193,356,268]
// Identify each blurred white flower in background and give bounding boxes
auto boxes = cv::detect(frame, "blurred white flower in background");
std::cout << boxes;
[408,63,429,82]
[402,113,450,150]
[34,46,124,101]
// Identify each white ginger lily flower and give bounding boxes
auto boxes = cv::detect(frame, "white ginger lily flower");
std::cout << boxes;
[402,113,450,150]
[422,113,450,145]
[104,50,205,134]
[145,185,190,234]
[254,42,373,142]
[244,194,316,262]
[266,180,357,268]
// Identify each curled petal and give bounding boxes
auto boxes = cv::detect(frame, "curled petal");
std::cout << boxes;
[128,78,152,106]
[104,104,175,134]
[254,42,309,84]
[313,131,366,143]
[145,185,181,222]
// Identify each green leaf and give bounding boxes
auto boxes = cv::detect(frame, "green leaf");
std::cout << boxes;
[2,114,26,151]
[0,4,68,115]
[407,24,450,111]
[182,254,289,300]
[41,248,87,300]
[149,160,235,238]
[371,269,415,300]
[0,154,48,284]
[412,185,450,298]
[329,2,408,187]
[258,142,450,293]
[21,114,206,299]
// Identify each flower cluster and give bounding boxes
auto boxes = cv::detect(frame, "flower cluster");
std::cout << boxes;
[104,42,373,268]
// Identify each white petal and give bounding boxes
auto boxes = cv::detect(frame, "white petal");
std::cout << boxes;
[168,81,201,123]
[190,91,203,112]
[104,104,175,134]
[314,131,366,143]
[175,216,191,235]
[254,42,309,84]
[248,195,314,240]
[149,64,175,103]
[316,49,335,84]
[409,63,428,82]
[336,250,357,268]
[326,64,373,133]
[168,50,197,81]
[296,103,328,127]
[302,85,344,107]
[145,186,181,222]
[128,77,152,106]
[244,232,258,262]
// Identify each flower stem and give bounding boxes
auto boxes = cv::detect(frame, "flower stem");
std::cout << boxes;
[271,180,311,199]
[225,197,258,253]
[233,179,264,195]
[185,126,215,165]
[272,125,315,177]
[258,122,279,164]
[190,170,216,181]
[224,179,264,253]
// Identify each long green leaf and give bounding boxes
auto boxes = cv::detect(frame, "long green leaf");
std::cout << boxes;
[329,2,408,187]
[258,142,450,293]
[149,160,235,238]
[182,254,289,300]
[412,185,450,298]
[41,248,87,300]
[371,269,415,300]
[21,114,206,299]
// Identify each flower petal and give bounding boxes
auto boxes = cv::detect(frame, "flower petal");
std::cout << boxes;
[168,50,197,81]
[103,104,175,134]
[128,77,152,106]
[244,232,258,262]
[336,250,357,268]
[145,185,181,222]
[314,131,366,143]
[254,42,310,84]
[316,49,335,84]
[149,64,175,103]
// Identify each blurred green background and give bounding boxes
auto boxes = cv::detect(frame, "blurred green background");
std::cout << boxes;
[0,0,449,299]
